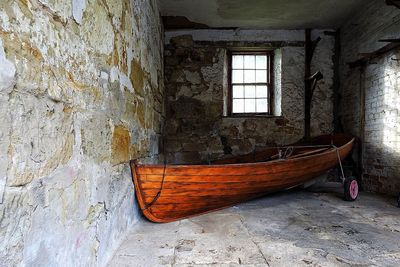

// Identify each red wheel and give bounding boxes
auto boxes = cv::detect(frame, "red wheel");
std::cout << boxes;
[344,177,358,201]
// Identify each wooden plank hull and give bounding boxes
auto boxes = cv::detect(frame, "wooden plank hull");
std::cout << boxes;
[130,134,354,223]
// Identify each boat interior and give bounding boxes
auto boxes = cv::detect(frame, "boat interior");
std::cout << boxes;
[211,134,353,164]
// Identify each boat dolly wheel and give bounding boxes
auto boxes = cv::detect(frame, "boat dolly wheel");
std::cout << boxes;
[343,176,359,201]
[334,146,359,202]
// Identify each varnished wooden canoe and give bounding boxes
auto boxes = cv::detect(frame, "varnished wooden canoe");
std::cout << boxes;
[130,134,354,223]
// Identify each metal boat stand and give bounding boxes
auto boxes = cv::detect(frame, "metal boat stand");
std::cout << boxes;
[334,145,359,201]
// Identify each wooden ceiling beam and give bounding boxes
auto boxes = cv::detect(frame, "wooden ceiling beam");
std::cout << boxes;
[347,41,400,68]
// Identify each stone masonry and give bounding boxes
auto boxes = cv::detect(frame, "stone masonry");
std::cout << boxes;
[1,1,398,266]
[0,0,164,266]
[164,30,335,163]
[339,1,400,195]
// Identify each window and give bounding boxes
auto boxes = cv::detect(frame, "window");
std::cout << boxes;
[228,51,272,115]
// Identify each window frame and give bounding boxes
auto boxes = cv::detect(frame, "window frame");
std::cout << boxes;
[227,50,274,117]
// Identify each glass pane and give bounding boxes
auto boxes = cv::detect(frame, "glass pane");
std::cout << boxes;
[232,85,244,98]
[232,70,243,83]
[232,99,244,113]
[256,99,268,113]
[244,70,255,83]
[256,55,267,69]
[244,85,256,98]
[245,99,256,113]
[256,70,267,83]
[232,55,243,69]
[244,55,255,69]
[256,85,268,98]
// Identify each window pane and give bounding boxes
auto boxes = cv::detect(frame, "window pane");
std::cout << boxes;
[232,85,244,98]
[256,55,267,69]
[256,99,268,113]
[256,85,268,98]
[244,70,255,83]
[232,70,243,83]
[256,70,267,83]
[244,55,255,69]
[231,53,271,114]
[245,99,256,112]
[232,99,244,113]
[232,55,243,69]
[244,85,256,98]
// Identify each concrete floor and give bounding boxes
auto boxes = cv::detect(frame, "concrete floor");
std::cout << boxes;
[108,186,400,267]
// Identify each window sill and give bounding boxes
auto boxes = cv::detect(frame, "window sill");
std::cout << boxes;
[223,114,283,119]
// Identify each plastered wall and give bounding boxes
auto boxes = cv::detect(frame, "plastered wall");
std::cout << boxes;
[164,30,335,163]
[0,0,164,265]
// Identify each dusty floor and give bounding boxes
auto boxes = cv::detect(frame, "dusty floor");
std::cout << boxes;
[108,185,400,266]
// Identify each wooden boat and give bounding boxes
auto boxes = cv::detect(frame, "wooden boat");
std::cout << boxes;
[130,134,354,223]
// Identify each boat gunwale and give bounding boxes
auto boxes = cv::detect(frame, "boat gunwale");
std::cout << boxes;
[133,137,355,169]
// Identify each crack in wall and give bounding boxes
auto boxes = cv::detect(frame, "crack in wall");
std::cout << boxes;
[238,214,270,266]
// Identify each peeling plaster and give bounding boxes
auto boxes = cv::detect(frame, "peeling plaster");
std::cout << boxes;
[165,29,306,44]
[0,11,11,31]
[159,0,372,29]
[164,32,334,163]
[0,39,16,91]
[0,38,14,202]
[0,0,164,265]
[72,0,86,24]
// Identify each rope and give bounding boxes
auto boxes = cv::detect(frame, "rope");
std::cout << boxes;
[136,117,168,210]
[283,147,294,158]
[142,162,167,211]
[276,144,335,159]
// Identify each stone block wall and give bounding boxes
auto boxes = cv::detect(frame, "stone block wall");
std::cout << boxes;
[164,30,335,163]
[339,1,400,195]
[0,0,164,266]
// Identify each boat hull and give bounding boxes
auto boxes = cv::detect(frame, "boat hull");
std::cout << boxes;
[130,134,354,223]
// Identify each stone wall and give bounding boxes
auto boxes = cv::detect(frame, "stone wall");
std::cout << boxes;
[339,1,400,195]
[0,0,164,266]
[164,30,335,163]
